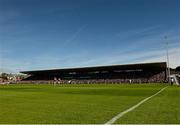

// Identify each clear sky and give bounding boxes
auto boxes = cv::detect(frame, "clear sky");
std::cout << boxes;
[0,0,180,73]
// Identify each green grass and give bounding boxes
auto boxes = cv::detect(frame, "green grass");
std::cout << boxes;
[0,84,179,124]
[116,85,180,124]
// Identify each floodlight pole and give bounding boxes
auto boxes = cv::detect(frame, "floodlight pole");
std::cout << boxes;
[165,36,170,83]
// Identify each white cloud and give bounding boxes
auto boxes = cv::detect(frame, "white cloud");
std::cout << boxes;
[141,48,180,68]
[69,46,180,68]
[63,24,88,46]
[1,42,179,73]
[1,23,179,73]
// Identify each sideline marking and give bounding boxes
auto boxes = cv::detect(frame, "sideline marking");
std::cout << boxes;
[104,86,168,125]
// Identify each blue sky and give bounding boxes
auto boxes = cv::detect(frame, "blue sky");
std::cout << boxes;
[0,0,180,73]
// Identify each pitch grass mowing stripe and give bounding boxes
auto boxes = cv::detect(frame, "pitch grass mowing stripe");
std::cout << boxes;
[104,86,168,125]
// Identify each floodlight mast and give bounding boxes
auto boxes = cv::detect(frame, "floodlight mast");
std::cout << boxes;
[165,36,170,83]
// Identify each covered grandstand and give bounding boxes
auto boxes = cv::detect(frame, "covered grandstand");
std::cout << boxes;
[21,62,167,83]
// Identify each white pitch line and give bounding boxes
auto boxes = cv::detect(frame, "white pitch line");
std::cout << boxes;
[104,86,168,125]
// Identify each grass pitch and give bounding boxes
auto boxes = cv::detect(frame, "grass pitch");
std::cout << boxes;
[0,84,179,124]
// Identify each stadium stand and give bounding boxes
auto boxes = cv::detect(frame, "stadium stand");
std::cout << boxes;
[20,62,168,83]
